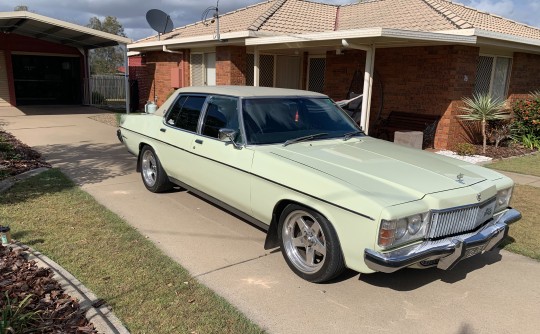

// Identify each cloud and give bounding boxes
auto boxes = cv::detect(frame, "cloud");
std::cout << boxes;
[454,0,540,28]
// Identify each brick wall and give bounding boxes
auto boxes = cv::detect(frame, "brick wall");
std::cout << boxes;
[216,46,247,85]
[324,45,479,149]
[508,52,540,102]
[129,51,188,109]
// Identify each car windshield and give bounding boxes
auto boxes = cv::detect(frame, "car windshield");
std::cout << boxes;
[242,97,361,145]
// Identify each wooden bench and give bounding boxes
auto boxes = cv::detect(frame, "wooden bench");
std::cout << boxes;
[375,111,440,148]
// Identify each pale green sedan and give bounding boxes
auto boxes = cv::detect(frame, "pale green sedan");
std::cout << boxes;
[117,86,521,283]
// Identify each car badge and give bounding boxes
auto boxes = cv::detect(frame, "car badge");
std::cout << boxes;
[456,173,465,184]
[477,193,482,202]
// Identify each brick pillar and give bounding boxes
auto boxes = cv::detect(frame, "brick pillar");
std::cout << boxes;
[216,46,247,85]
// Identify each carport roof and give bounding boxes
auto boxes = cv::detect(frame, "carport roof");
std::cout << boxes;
[0,11,132,49]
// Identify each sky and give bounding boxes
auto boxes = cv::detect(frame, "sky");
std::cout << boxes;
[1,0,539,41]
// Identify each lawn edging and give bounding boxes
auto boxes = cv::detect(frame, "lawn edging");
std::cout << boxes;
[11,242,130,334]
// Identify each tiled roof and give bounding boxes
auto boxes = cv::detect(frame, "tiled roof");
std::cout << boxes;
[137,0,278,42]
[338,0,456,32]
[133,0,540,45]
[429,0,540,39]
[258,0,337,33]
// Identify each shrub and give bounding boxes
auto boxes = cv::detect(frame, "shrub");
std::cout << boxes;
[459,94,510,153]
[487,120,512,148]
[512,96,540,149]
[454,142,476,156]
[91,91,105,105]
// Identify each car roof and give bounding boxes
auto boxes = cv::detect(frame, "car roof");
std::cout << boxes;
[175,85,328,98]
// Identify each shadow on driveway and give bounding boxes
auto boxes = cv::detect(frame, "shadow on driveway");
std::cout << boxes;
[358,248,503,290]
[36,141,136,186]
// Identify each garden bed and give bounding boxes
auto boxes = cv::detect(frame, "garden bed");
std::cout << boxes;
[0,130,50,181]
[0,245,97,333]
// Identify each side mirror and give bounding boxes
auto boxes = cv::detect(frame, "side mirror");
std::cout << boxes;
[218,128,241,149]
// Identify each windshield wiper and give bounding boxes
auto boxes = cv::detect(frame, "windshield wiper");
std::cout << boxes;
[343,130,364,141]
[283,133,328,147]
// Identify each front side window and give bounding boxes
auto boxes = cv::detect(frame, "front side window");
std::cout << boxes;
[201,96,241,141]
[242,97,359,145]
[474,55,512,102]
[165,95,206,132]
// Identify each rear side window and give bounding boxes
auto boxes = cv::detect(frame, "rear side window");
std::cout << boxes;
[165,95,206,132]
[201,96,240,140]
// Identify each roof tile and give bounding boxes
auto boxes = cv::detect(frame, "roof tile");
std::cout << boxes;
[132,0,540,45]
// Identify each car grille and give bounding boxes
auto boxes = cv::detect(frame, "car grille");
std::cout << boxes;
[427,197,496,239]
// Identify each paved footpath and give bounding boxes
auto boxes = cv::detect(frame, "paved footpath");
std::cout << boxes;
[2,106,540,334]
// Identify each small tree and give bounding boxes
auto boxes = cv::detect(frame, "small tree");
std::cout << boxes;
[458,94,510,153]
[86,16,127,74]
[14,5,28,11]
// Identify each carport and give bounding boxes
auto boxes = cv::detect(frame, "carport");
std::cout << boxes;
[0,11,132,110]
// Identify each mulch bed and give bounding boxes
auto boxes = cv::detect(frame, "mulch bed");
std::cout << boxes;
[473,144,537,160]
[0,244,97,333]
[0,130,50,181]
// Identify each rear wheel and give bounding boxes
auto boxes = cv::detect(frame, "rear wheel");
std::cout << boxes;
[140,146,171,193]
[279,204,345,283]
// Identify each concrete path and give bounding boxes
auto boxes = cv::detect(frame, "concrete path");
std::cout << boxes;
[2,106,540,334]
[499,170,540,188]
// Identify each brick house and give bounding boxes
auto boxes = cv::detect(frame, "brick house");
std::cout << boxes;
[128,0,540,149]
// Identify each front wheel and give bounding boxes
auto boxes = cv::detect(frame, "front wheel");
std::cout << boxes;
[279,204,345,283]
[140,146,171,193]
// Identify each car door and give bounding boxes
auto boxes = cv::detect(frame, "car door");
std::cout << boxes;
[155,94,207,186]
[190,95,254,215]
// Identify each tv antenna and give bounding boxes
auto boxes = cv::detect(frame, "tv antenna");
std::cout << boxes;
[201,0,226,41]
[146,9,174,40]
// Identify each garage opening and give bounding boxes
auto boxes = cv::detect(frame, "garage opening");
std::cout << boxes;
[12,54,81,105]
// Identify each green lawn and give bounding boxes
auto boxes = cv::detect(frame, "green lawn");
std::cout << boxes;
[487,153,540,177]
[501,185,540,260]
[0,169,264,334]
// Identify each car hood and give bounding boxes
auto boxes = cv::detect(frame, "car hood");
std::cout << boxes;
[262,137,490,206]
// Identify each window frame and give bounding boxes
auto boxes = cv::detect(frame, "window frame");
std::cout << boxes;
[474,54,513,101]
[163,93,208,133]
[199,94,243,143]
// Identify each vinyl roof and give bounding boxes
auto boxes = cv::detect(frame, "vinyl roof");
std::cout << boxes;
[0,11,132,49]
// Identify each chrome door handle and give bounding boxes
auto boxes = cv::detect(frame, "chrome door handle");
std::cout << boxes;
[195,139,203,144]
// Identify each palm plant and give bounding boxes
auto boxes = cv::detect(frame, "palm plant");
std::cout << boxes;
[458,94,510,153]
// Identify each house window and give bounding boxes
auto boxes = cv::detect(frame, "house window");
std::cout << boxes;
[190,53,216,86]
[307,56,326,93]
[474,55,512,101]
[246,54,301,88]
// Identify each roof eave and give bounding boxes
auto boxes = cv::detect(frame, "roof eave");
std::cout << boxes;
[245,28,478,46]
[0,11,132,45]
[128,31,264,51]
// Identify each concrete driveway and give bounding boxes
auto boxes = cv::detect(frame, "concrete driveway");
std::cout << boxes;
[2,106,540,334]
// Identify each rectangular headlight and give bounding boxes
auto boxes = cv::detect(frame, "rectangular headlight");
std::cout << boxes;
[495,187,513,213]
[378,212,430,249]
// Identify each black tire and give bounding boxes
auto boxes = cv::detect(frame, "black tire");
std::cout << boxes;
[139,145,171,193]
[278,204,345,283]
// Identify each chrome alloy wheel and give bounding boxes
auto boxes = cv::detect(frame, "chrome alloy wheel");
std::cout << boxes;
[282,210,327,274]
[141,149,158,187]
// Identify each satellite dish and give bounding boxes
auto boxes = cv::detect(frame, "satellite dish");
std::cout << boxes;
[146,9,174,39]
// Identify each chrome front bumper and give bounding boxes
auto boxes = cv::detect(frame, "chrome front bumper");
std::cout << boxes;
[364,208,522,273]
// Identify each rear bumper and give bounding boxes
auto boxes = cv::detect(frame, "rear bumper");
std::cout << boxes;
[364,208,521,273]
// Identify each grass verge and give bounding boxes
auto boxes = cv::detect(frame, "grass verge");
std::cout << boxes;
[501,185,540,261]
[487,153,540,177]
[0,169,264,334]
